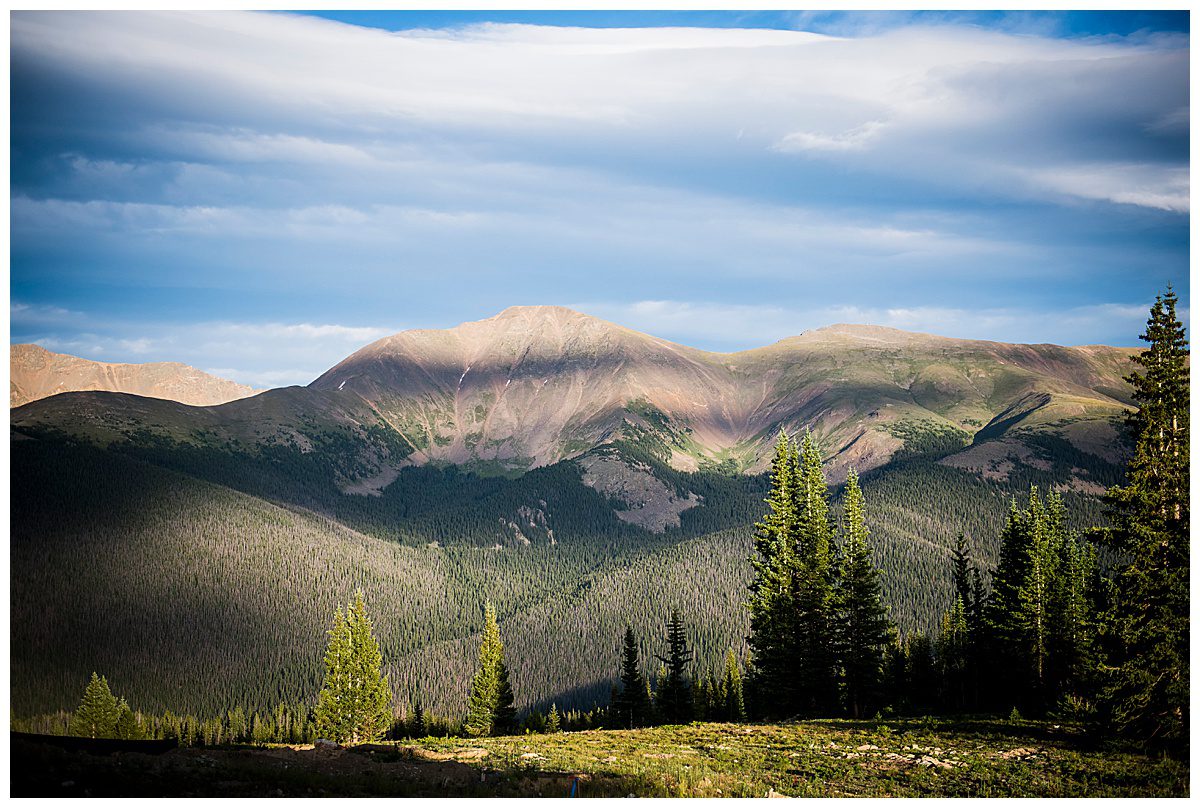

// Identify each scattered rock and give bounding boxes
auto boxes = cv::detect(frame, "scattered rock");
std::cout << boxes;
[856,744,879,751]
[314,739,340,751]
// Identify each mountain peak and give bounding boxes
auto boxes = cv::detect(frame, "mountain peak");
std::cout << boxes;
[10,344,258,408]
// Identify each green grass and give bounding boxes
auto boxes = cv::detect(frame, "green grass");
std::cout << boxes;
[400,718,1187,797]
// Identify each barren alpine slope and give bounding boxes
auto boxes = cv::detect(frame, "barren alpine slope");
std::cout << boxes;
[310,305,1135,480]
[10,343,258,407]
[13,306,1135,490]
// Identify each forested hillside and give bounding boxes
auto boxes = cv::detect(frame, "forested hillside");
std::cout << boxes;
[11,415,1123,721]
[9,312,1141,728]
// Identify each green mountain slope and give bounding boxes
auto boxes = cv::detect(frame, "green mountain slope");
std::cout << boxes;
[11,423,1124,720]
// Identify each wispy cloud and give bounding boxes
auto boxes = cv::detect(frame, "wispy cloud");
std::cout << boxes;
[576,299,1186,349]
[16,311,398,388]
[9,12,1188,370]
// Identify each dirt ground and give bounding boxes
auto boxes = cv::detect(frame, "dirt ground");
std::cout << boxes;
[10,737,587,798]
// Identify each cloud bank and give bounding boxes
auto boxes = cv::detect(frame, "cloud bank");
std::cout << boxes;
[10,12,1189,378]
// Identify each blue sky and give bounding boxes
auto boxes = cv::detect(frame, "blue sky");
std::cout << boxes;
[10,10,1190,387]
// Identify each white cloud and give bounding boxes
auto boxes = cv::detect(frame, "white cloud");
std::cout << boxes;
[1027,163,1190,212]
[9,13,1187,373]
[23,318,400,388]
[11,302,83,326]
[576,299,1182,349]
[11,12,1187,212]
[773,120,890,153]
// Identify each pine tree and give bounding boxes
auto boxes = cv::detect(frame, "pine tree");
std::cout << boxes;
[834,469,892,718]
[68,673,120,739]
[494,662,518,735]
[792,432,839,715]
[1100,288,1190,748]
[652,662,669,725]
[314,590,392,744]
[982,497,1034,709]
[906,632,938,711]
[410,695,426,738]
[747,431,799,714]
[722,648,745,722]
[545,703,561,733]
[1017,489,1059,706]
[951,534,973,614]
[937,597,970,711]
[655,610,694,724]
[114,698,143,740]
[464,602,516,737]
[613,626,650,729]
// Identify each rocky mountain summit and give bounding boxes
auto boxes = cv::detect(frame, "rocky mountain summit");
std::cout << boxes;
[12,306,1135,490]
[10,343,257,408]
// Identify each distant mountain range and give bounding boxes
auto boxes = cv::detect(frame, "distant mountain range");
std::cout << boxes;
[13,305,1135,489]
[10,306,1138,719]
[10,343,257,408]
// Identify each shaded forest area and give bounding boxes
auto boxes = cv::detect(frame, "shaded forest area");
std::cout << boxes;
[11,427,1116,722]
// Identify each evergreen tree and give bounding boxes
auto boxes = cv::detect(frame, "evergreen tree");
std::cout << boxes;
[722,648,745,722]
[654,610,694,724]
[114,698,143,740]
[747,431,799,714]
[982,498,1034,709]
[68,673,119,739]
[979,489,1100,715]
[410,694,426,738]
[1100,288,1190,748]
[937,597,970,711]
[834,469,892,718]
[494,662,518,735]
[314,590,392,744]
[950,533,984,708]
[1047,535,1099,707]
[613,625,650,729]
[545,703,561,733]
[1017,490,1059,705]
[464,602,516,737]
[792,432,839,715]
[906,632,938,712]
[652,662,669,724]
[951,533,973,614]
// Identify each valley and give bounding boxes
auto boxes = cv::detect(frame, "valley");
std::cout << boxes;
[10,308,1133,722]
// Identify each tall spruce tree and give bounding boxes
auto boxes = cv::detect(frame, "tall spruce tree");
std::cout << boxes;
[68,672,120,739]
[747,431,800,714]
[937,597,970,711]
[614,626,650,728]
[792,432,839,715]
[833,469,892,718]
[982,497,1034,710]
[980,488,1100,715]
[314,590,392,744]
[464,602,517,737]
[722,649,745,722]
[655,610,694,724]
[410,694,426,738]
[114,698,143,740]
[1017,490,1059,705]
[1100,288,1190,748]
